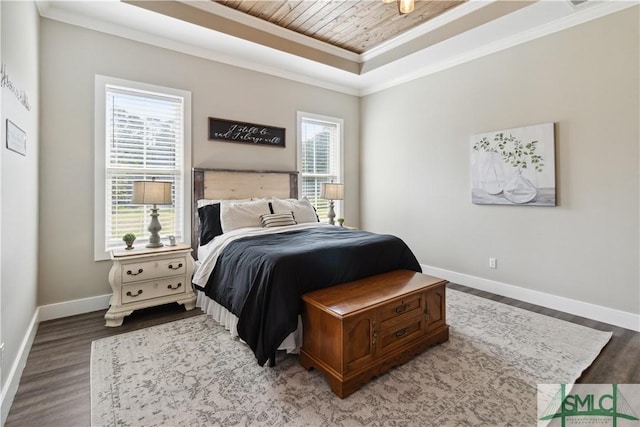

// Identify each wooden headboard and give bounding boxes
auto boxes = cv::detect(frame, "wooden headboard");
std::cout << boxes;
[191,168,299,256]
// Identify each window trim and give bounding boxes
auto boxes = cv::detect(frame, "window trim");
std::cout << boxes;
[94,75,192,261]
[296,111,344,219]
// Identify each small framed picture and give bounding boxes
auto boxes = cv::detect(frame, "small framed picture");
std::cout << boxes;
[6,119,26,156]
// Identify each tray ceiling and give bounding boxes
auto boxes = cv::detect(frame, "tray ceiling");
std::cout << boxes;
[125,0,534,75]
[215,0,465,54]
[37,0,634,95]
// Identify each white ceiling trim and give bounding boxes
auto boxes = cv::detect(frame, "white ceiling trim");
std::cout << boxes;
[37,0,363,95]
[359,0,639,96]
[182,0,496,64]
[361,0,492,62]
[180,0,362,63]
[37,0,638,97]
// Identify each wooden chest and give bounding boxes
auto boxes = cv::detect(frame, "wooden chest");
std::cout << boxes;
[300,270,449,398]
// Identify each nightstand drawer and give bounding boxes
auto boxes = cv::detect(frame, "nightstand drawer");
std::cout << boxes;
[121,256,186,283]
[121,277,187,304]
[106,244,196,327]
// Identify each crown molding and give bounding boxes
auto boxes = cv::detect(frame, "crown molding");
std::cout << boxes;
[36,0,639,97]
[36,0,361,96]
[125,0,361,74]
[362,0,491,62]
[360,0,639,96]
[179,0,362,63]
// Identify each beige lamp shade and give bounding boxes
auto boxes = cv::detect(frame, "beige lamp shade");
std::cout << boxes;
[320,182,344,201]
[132,180,172,205]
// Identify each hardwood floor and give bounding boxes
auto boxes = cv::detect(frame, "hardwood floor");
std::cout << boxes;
[5,304,203,427]
[5,285,640,427]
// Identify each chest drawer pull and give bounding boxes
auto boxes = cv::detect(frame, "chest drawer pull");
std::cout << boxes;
[168,263,183,270]
[395,303,408,314]
[167,282,182,290]
[126,289,143,297]
[126,268,143,276]
[395,328,408,338]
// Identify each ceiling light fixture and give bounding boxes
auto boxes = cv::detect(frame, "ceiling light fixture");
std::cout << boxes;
[383,0,415,15]
[399,0,415,14]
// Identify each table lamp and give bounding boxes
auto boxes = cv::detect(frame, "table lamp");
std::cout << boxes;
[132,177,172,248]
[320,182,344,225]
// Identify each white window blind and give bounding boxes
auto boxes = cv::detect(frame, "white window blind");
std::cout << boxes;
[298,113,343,220]
[95,76,191,260]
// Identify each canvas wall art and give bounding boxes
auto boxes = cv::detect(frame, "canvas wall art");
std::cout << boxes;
[470,122,555,206]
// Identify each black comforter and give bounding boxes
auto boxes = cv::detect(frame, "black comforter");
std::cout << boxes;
[202,226,421,366]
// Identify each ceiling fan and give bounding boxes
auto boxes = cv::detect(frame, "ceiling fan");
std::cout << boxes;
[383,0,415,14]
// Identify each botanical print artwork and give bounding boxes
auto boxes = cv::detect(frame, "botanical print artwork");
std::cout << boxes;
[470,123,556,206]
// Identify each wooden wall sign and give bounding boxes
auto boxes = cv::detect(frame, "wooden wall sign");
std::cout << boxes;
[208,117,285,148]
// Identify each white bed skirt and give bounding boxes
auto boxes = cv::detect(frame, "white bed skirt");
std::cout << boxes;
[195,289,303,354]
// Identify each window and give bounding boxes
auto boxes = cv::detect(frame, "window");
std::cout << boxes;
[297,112,343,220]
[94,76,191,260]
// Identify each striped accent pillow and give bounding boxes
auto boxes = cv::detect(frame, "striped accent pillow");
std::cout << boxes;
[260,212,297,228]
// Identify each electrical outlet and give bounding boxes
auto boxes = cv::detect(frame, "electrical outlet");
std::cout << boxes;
[489,257,497,269]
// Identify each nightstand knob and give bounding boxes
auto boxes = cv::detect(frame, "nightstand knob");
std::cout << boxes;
[167,282,182,290]
[168,263,183,270]
[126,289,143,297]
[126,268,143,276]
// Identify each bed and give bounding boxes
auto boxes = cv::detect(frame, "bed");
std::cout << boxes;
[191,168,421,366]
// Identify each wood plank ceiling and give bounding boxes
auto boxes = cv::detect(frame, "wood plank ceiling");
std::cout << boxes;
[215,0,465,54]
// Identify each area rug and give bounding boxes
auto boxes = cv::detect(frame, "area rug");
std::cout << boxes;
[91,289,611,426]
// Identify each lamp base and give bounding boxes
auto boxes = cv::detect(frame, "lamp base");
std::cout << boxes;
[327,201,336,225]
[145,206,164,248]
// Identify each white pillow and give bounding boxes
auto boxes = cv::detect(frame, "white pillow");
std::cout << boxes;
[271,197,319,224]
[220,199,271,233]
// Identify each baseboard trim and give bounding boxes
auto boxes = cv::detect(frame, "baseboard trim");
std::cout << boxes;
[2,295,111,423]
[1,308,40,426]
[38,294,112,322]
[2,271,638,423]
[421,264,640,332]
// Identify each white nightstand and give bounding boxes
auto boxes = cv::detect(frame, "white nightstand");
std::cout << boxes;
[105,243,197,327]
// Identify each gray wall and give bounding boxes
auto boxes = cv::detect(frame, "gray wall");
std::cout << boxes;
[38,18,360,306]
[1,0,40,404]
[361,7,639,315]
[2,6,637,415]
